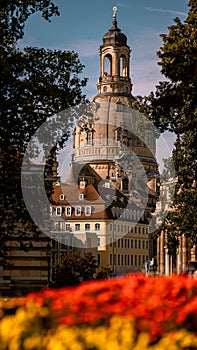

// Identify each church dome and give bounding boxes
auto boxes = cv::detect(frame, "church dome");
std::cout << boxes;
[102,18,127,46]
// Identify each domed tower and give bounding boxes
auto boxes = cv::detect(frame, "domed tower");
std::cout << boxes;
[73,7,158,196]
[97,6,132,96]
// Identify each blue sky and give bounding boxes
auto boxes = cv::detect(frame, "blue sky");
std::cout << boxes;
[21,0,188,99]
[22,0,189,177]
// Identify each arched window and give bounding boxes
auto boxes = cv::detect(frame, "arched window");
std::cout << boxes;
[103,86,107,93]
[104,54,112,76]
[120,55,127,77]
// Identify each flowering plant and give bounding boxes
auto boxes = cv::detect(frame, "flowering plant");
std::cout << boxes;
[0,274,197,349]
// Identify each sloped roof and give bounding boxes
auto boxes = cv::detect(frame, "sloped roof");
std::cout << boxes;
[65,162,102,186]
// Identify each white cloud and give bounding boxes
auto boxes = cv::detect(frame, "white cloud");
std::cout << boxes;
[116,3,131,9]
[130,30,163,95]
[145,7,187,17]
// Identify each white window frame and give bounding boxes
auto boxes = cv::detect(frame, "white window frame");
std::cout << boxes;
[85,206,91,216]
[75,206,82,216]
[79,180,86,189]
[59,194,65,200]
[66,206,72,216]
[79,194,84,200]
[56,207,62,216]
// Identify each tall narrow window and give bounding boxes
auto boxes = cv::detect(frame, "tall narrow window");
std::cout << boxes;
[120,55,127,76]
[122,177,129,191]
[66,207,71,216]
[85,206,91,216]
[131,255,133,265]
[87,131,93,145]
[56,207,62,216]
[146,240,149,249]
[116,127,122,141]
[110,254,112,265]
[104,54,112,76]
[98,237,101,247]
[98,253,100,265]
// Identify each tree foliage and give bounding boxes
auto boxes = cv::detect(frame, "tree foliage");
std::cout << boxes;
[0,1,88,263]
[147,0,197,247]
[54,252,112,287]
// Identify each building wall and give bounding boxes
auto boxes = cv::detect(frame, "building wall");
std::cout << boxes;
[0,234,51,294]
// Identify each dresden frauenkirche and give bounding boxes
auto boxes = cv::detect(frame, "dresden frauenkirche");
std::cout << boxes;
[50,7,159,277]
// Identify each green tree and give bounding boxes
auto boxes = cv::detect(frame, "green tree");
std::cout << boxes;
[0,1,88,264]
[147,0,197,247]
[54,252,98,287]
[54,252,112,287]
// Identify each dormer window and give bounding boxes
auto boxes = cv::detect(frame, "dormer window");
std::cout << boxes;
[79,180,86,189]
[75,206,82,216]
[79,194,84,200]
[85,206,91,216]
[66,207,71,216]
[56,207,62,216]
[59,194,65,200]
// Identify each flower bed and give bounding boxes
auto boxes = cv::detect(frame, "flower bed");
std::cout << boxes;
[0,274,197,349]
